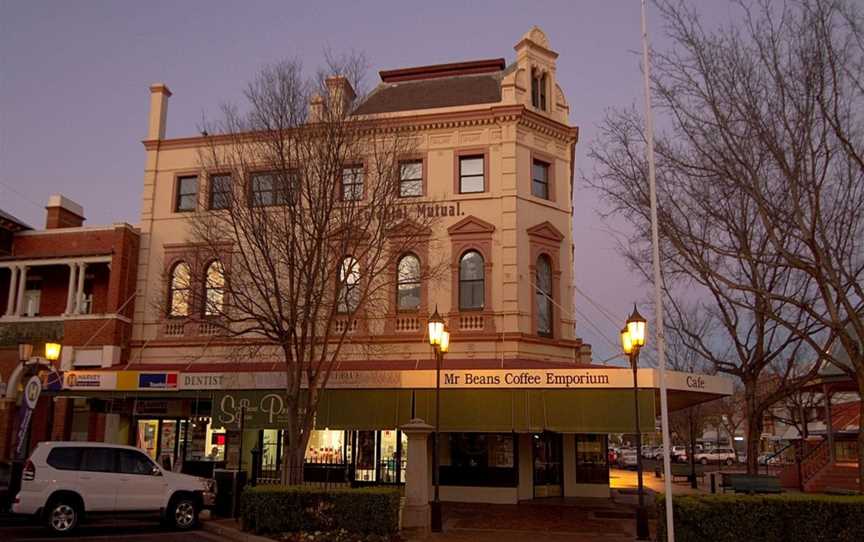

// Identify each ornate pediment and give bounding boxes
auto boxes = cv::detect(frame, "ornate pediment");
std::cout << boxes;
[526,221,564,242]
[388,219,432,238]
[447,215,496,236]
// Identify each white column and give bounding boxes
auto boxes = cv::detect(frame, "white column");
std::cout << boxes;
[64,262,77,315]
[74,262,86,314]
[4,266,18,317]
[400,418,434,538]
[14,265,28,315]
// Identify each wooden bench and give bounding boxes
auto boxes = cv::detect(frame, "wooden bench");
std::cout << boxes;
[654,464,704,483]
[721,473,782,494]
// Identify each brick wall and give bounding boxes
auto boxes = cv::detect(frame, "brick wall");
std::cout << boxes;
[51,398,72,441]
[12,228,117,259]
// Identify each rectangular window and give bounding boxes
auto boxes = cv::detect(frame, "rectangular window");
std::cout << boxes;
[47,447,82,471]
[575,434,609,484]
[209,174,232,210]
[250,172,292,206]
[342,166,364,201]
[175,176,198,212]
[532,160,550,199]
[399,161,422,197]
[459,156,484,194]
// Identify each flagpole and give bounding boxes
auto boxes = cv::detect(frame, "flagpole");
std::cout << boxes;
[640,1,675,540]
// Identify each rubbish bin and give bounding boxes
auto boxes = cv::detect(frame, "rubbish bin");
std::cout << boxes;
[213,469,247,518]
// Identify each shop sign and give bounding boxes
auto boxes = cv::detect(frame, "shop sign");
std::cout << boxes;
[213,390,293,429]
[138,372,178,390]
[64,371,117,390]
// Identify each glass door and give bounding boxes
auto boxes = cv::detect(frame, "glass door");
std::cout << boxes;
[533,432,563,498]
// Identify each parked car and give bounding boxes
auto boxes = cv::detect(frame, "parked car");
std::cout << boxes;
[12,442,216,534]
[641,446,657,459]
[670,446,688,462]
[694,447,736,465]
[618,448,638,468]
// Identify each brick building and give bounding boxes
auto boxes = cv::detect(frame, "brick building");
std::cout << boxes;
[0,195,139,459]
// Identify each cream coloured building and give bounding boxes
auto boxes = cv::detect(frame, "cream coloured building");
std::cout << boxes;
[54,27,731,506]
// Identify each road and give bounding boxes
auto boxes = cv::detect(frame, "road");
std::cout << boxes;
[0,516,223,542]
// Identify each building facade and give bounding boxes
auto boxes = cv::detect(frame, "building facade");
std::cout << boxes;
[10,27,731,504]
[0,196,139,459]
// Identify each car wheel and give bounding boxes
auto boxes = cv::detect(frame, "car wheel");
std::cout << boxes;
[170,496,199,530]
[45,498,79,535]
[700,458,708,465]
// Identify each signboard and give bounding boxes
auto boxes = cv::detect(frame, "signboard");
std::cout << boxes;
[64,371,117,390]
[213,390,293,429]
[13,376,42,459]
[64,371,177,392]
[65,368,733,396]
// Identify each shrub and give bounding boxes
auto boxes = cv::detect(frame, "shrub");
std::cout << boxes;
[240,485,401,536]
[657,493,864,542]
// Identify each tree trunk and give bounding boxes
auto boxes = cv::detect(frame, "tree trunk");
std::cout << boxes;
[280,427,309,485]
[743,380,762,475]
[857,371,864,493]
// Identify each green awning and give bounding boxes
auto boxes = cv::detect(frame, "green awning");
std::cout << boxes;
[413,389,654,433]
[315,389,414,430]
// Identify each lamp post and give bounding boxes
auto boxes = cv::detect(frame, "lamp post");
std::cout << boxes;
[621,305,649,541]
[427,306,449,533]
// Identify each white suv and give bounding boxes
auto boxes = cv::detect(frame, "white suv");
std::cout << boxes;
[12,442,216,534]
[694,447,737,465]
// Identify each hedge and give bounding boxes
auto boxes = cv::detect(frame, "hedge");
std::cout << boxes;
[657,494,864,542]
[240,485,401,536]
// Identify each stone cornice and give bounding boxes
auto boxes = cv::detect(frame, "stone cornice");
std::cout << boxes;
[142,104,579,151]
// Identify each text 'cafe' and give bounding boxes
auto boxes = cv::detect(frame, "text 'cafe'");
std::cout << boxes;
[55,366,732,503]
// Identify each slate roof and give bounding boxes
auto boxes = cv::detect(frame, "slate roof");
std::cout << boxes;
[353,58,512,116]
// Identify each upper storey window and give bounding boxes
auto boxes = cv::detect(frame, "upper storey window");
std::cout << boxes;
[204,261,225,316]
[168,262,191,317]
[532,160,550,200]
[209,174,232,210]
[396,254,421,310]
[175,176,198,212]
[535,255,553,337]
[342,166,364,201]
[458,156,485,194]
[459,250,485,310]
[531,69,547,111]
[399,161,423,197]
[337,256,360,313]
[251,172,290,207]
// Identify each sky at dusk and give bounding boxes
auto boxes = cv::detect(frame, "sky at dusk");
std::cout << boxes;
[0,1,737,364]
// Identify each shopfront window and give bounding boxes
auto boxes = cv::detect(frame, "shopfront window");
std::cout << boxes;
[137,420,159,460]
[305,430,345,464]
[575,434,609,484]
[440,433,517,487]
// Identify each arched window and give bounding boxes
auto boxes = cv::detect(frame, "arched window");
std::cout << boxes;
[168,262,191,317]
[536,255,553,337]
[397,254,421,311]
[459,250,485,310]
[204,261,225,316]
[338,256,360,313]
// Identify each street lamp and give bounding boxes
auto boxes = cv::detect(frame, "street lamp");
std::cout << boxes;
[45,342,62,362]
[427,306,448,533]
[621,305,650,541]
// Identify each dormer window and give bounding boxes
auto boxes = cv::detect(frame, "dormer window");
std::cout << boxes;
[531,69,547,111]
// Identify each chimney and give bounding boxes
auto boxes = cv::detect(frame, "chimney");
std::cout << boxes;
[45,194,85,229]
[147,83,172,140]
[308,93,325,122]
[325,76,356,117]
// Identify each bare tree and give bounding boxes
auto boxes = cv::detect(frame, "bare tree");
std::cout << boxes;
[647,0,864,486]
[583,0,864,474]
[172,56,440,482]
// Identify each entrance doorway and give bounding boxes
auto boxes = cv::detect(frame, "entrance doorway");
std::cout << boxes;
[532,432,563,498]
